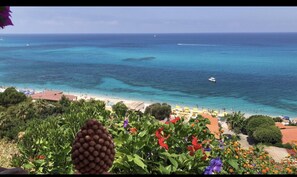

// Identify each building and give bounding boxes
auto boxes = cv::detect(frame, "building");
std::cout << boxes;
[275,122,297,144]
[30,90,77,102]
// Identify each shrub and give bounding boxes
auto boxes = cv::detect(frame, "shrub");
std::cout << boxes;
[252,125,282,144]
[144,103,171,120]
[0,87,27,107]
[112,102,128,117]
[245,115,275,136]
[273,117,283,122]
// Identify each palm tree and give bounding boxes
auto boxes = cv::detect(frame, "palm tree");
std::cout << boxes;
[225,111,245,134]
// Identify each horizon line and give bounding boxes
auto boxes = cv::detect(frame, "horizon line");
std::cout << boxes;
[2,32,297,35]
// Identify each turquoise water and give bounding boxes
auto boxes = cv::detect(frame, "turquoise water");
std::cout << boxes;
[0,33,297,117]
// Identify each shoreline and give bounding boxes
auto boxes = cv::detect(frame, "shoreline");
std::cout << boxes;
[0,85,294,119]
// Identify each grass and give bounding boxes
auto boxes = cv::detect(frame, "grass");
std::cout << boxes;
[0,138,19,168]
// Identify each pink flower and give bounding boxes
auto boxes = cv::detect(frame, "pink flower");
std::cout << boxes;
[0,6,13,29]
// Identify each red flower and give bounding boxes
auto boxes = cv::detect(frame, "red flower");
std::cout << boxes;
[130,127,137,134]
[37,155,45,160]
[171,117,181,124]
[187,136,202,156]
[158,137,169,150]
[165,117,181,124]
[155,127,170,150]
[192,136,202,150]
[155,127,164,139]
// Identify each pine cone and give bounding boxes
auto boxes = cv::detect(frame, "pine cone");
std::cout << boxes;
[71,119,115,174]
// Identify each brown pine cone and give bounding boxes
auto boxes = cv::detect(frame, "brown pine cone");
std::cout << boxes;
[71,119,115,174]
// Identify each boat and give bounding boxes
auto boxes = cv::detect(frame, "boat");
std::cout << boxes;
[208,77,216,83]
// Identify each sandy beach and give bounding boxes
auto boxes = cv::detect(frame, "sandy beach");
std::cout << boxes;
[0,85,287,118]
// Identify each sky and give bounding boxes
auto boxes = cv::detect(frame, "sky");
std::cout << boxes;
[3,6,297,33]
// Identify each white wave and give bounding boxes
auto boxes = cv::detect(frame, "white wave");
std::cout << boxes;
[177,43,217,47]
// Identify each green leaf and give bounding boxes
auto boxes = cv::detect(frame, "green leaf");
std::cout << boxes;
[133,155,146,169]
[159,164,170,174]
[127,155,134,162]
[227,159,239,170]
[23,163,35,169]
[138,130,146,137]
[168,157,178,168]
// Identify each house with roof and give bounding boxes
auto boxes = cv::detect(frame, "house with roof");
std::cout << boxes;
[30,90,77,102]
[275,122,297,144]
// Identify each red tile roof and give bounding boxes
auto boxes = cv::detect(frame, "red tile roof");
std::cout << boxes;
[30,90,77,102]
[200,113,220,139]
[281,126,297,144]
[275,122,286,129]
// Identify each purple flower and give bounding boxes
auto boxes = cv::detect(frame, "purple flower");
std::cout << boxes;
[204,157,223,175]
[123,118,129,128]
[204,147,211,152]
[0,6,13,29]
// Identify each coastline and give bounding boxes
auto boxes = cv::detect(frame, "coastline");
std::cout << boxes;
[1,85,288,119]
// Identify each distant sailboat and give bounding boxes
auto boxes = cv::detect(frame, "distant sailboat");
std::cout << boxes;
[154,34,157,38]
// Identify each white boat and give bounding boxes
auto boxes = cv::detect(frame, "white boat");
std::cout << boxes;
[208,77,216,83]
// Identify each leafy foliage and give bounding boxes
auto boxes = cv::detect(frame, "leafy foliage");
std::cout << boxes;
[245,115,275,136]
[144,103,171,120]
[273,117,283,122]
[252,125,282,144]
[0,87,27,107]
[225,111,245,134]
[112,102,128,118]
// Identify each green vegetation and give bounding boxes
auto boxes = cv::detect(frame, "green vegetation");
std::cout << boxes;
[0,87,26,107]
[245,115,275,137]
[112,102,128,117]
[144,103,171,120]
[225,111,245,134]
[252,125,282,144]
[0,88,296,174]
[273,117,283,122]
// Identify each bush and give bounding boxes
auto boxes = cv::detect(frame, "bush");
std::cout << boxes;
[245,115,275,136]
[0,87,27,107]
[112,102,128,117]
[252,125,282,144]
[144,103,171,120]
[273,117,283,122]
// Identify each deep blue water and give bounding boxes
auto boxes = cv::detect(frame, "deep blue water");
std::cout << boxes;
[0,33,297,117]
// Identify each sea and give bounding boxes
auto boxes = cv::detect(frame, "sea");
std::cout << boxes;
[0,33,297,118]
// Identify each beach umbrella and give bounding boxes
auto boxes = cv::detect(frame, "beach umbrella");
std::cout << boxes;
[192,108,199,113]
[283,116,290,120]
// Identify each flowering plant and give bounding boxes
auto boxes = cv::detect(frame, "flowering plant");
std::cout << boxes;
[0,6,13,29]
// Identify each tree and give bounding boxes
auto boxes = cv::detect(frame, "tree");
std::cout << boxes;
[273,117,283,122]
[144,103,171,120]
[0,87,27,107]
[245,115,275,136]
[112,102,128,117]
[225,111,245,134]
[252,125,282,144]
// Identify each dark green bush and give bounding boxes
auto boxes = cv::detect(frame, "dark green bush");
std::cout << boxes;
[0,87,27,107]
[144,103,171,120]
[273,117,283,122]
[252,125,282,144]
[112,101,128,117]
[245,115,275,136]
